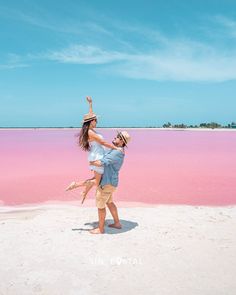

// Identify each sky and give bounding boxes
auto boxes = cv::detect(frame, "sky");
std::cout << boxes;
[0,0,236,127]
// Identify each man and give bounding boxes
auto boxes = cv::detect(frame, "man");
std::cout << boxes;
[89,131,131,234]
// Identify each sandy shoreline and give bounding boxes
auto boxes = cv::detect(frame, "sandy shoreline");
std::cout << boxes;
[0,202,235,295]
[0,200,167,213]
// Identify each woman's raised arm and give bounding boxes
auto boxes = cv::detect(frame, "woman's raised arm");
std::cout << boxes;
[86,96,93,114]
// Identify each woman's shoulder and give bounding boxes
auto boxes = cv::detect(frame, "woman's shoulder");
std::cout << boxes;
[87,129,95,142]
[88,129,95,134]
[88,129,97,138]
[89,129,103,137]
[88,129,103,141]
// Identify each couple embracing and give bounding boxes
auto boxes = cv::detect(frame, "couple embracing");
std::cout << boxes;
[66,97,131,234]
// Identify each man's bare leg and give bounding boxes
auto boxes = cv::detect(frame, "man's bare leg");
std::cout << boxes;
[107,202,122,229]
[90,208,106,234]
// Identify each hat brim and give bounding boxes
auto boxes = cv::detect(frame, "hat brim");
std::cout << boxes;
[81,115,100,124]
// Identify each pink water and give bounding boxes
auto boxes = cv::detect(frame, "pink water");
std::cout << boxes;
[0,129,235,206]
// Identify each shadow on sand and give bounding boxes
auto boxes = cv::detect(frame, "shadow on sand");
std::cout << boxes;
[72,219,138,234]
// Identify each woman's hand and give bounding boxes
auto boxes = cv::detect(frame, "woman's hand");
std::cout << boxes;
[86,96,92,104]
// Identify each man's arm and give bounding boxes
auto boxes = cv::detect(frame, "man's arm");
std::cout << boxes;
[90,150,123,167]
[90,160,102,167]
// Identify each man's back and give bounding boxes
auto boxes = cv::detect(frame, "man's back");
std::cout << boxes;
[100,149,124,187]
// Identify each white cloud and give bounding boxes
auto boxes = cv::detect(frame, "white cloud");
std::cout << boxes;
[0,64,28,69]
[112,45,236,82]
[41,41,236,82]
[2,7,236,82]
[214,15,236,38]
[0,5,114,37]
[0,54,29,70]
[44,45,129,64]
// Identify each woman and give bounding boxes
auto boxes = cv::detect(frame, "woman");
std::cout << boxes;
[66,96,120,204]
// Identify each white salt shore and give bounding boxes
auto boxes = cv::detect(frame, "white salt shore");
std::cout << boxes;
[0,202,236,295]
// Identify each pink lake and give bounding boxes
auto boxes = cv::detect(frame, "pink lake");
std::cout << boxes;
[0,128,235,206]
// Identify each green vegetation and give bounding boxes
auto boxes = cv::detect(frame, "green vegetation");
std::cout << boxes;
[162,122,236,129]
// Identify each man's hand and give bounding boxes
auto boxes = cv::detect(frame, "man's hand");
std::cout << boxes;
[90,160,102,167]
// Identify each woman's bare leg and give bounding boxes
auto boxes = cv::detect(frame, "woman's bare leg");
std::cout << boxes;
[65,177,95,191]
[81,172,102,204]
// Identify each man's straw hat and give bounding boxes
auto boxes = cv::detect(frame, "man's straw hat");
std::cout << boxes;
[117,130,131,147]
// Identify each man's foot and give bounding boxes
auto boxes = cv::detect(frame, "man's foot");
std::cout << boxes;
[65,181,78,191]
[89,228,104,234]
[108,223,122,229]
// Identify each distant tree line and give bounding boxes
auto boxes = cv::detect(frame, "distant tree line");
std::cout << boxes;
[162,121,236,129]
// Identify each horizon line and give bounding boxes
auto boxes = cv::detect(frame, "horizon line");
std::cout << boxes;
[0,126,235,129]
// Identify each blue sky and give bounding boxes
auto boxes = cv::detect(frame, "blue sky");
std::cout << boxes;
[0,0,236,127]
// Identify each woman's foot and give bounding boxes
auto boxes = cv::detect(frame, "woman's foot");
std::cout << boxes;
[65,181,79,191]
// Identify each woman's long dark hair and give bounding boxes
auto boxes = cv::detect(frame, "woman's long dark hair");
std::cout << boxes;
[77,121,91,151]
